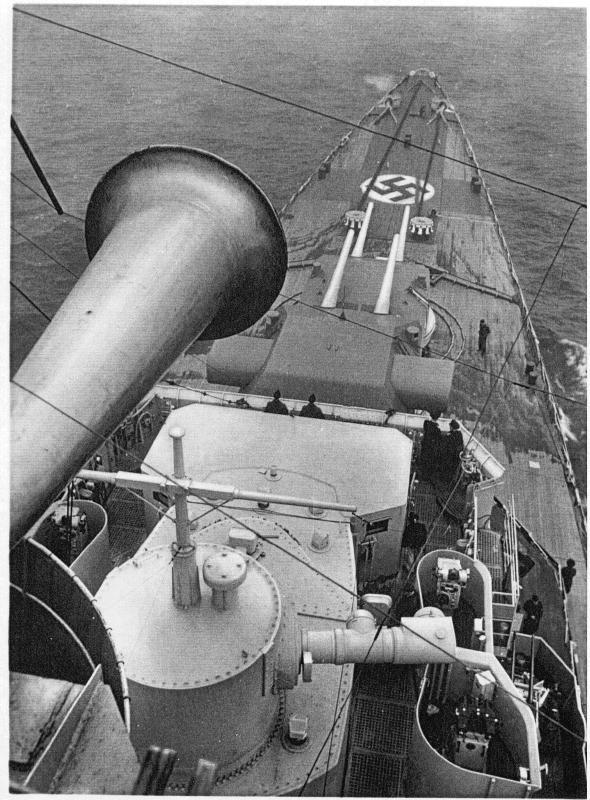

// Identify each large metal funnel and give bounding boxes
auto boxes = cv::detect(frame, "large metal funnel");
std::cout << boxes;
[11,146,287,545]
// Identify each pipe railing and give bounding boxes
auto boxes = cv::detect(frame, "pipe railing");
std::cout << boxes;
[443,77,585,536]
[141,385,506,482]
[508,497,520,606]
[472,492,479,561]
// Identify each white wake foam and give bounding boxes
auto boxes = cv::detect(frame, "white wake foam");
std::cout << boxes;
[364,74,395,93]
[559,338,587,388]
[557,406,579,443]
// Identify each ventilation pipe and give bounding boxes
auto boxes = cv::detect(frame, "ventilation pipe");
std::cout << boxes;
[11,146,288,545]
[374,233,400,314]
[301,608,455,679]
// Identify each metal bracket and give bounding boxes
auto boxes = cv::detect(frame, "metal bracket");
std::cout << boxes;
[302,651,313,682]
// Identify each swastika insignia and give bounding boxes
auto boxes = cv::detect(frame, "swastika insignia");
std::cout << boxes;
[360,174,435,205]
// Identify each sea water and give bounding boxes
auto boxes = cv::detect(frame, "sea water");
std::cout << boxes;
[10,5,586,493]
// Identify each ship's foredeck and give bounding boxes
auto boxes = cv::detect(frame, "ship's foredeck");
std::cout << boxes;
[272,70,586,707]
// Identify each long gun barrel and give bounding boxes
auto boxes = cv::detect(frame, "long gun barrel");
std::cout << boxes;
[11,146,287,545]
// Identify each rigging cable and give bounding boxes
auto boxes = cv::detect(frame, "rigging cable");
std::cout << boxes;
[212,500,586,752]
[11,225,81,279]
[9,274,585,413]
[321,659,346,796]
[14,7,587,209]
[417,113,440,215]
[13,217,583,412]
[391,209,585,592]
[11,115,64,214]
[9,9,587,752]
[380,210,585,601]
[278,294,586,409]
[358,82,422,207]
[9,377,587,750]
[10,282,52,322]
[300,615,390,797]
[10,14,586,416]
[11,173,60,211]
[11,235,583,413]
[462,204,582,450]
[11,173,86,223]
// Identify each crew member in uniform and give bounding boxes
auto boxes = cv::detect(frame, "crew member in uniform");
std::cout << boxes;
[478,319,491,355]
[561,559,576,594]
[421,412,441,479]
[299,394,324,419]
[444,419,464,477]
[402,512,428,556]
[522,595,543,634]
[265,389,289,415]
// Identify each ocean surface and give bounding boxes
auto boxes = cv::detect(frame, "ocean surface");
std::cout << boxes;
[10,5,586,493]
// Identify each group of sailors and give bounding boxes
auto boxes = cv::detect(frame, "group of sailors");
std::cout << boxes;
[420,412,464,481]
[265,389,325,419]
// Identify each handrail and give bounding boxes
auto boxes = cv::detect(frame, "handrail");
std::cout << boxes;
[144,385,506,481]
[472,492,479,561]
[509,496,520,606]
[443,77,586,539]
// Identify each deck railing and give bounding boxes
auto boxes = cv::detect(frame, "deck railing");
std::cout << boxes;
[278,75,408,218]
[144,385,506,483]
[438,74,586,538]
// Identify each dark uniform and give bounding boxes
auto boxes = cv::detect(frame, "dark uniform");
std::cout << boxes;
[299,394,324,419]
[265,390,289,415]
[402,513,428,554]
[561,559,576,594]
[443,420,464,476]
[522,595,543,634]
[421,416,441,477]
[478,320,491,355]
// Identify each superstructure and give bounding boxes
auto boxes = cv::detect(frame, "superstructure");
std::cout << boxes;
[9,69,586,797]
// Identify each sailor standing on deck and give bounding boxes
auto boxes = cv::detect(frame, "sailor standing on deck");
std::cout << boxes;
[444,419,464,476]
[522,595,543,634]
[402,512,428,556]
[299,394,325,419]
[420,412,442,479]
[478,319,491,355]
[561,559,577,594]
[265,390,289,415]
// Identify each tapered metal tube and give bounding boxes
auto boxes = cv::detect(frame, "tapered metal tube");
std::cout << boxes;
[321,227,356,308]
[11,147,287,545]
[374,233,399,314]
[396,205,411,262]
[351,201,374,258]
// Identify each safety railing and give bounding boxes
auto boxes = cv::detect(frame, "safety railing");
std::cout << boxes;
[506,496,520,607]
[438,74,586,539]
[144,384,505,483]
